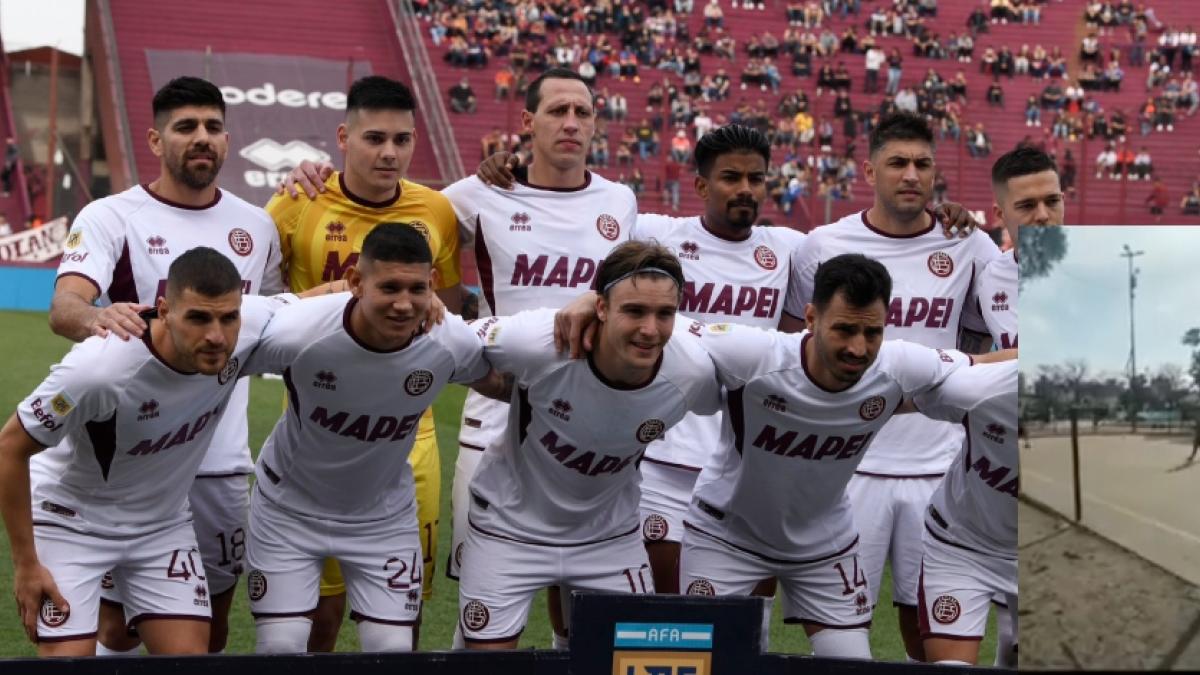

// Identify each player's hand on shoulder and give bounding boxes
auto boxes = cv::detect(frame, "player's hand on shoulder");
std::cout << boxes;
[90,302,150,340]
[476,152,521,190]
[932,201,979,239]
[276,159,335,199]
[422,289,448,332]
[553,291,600,359]
[13,561,68,644]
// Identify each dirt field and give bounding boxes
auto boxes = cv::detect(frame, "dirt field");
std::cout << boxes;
[1021,433,1200,669]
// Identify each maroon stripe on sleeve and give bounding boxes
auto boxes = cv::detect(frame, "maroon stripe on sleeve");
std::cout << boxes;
[726,387,745,455]
[86,414,118,481]
[516,386,532,445]
[474,216,496,313]
[282,367,301,422]
[108,242,137,303]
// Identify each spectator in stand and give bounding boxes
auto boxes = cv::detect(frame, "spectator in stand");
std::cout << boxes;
[694,108,715,138]
[996,45,1015,78]
[662,158,682,211]
[1060,148,1077,198]
[833,89,853,118]
[1014,44,1030,76]
[611,91,628,121]
[794,108,815,143]
[886,47,903,95]
[1025,95,1042,126]
[1047,46,1067,78]
[1080,32,1101,66]
[1155,95,1176,131]
[715,32,738,60]
[480,127,505,160]
[1030,43,1048,78]
[833,61,852,90]
[578,60,597,87]
[1146,177,1169,220]
[669,129,692,161]
[1148,55,1170,91]
[987,80,1004,107]
[933,169,948,203]
[448,77,478,113]
[1181,25,1196,73]
[1138,97,1156,135]
[764,58,783,92]
[1,137,17,197]
[980,47,998,77]
[1095,143,1119,178]
[635,118,658,159]
[1103,59,1125,91]
[864,45,885,93]
[990,0,1015,24]
[968,122,992,157]
[1181,185,1200,215]
[704,0,725,27]
[1132,146,1153,180]
[967,5,988,37]
[896,87,918,113]
[1181,73,1199,115]
[949,70,968,102]
[1041,80,1065,110]
[590,135,610,168]
[1018,0,1040,24]
[494,66,514,100]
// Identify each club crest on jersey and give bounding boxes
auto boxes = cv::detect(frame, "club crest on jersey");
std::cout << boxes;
[931,595,961,624]
[991,291,1010,311]
[228,228,254,256]
[65,231,83,250]
[550,398,573,421]
[325,221,347,242]
[406,220,430,240]
[636,419,666,443]
[247,570,268,601]
[753,245,778,270]
[137,399,160,421]
[927,251,954,278]
[858,396,886,421]
[686,579,716,596]
[678,240,700,260]
[462,600,490,631]
[101,571,115,590]
[642,513,669,541]
[510,211,532,231]
[218,357,239,385]
[40,598,69,627]
[405,369,434,396]
[596,213,621,241]
[147,235,170,255]
[983,423,1007,444]
[313,370,337,390]
[706,323,732,335]
[50,393,75,417]
[763,394,787,413]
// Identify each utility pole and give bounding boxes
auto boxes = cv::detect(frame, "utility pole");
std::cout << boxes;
[1122,244,1144,431]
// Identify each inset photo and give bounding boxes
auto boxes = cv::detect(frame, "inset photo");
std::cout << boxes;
[1020,225,1200,670]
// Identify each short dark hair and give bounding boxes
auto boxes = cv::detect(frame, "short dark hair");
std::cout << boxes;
[360,222,432,265]
[347,76,417,114]
[869,112,935,157]
[693,124,771,177]
[991,146,1059,190]
[525,67,591,113]
[595,240,685,299]
[152,77,225,128]
[811,254,893,311]
[166,247,242,299]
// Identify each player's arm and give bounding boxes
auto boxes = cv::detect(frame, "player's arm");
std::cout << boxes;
[49,275,149,342]
[553,291,601,358]
[778,311,806,333]
[468,369,515,402]
[973,347,1016,364]
[476,151,522,190]
[931,201,980,239]
[0,414,68,643]
[957,326,993,354]
[276,159,336,199]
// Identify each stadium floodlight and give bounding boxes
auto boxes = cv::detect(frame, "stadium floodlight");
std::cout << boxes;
[1121,244,1144,431]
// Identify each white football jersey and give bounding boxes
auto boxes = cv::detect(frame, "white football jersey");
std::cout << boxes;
[442,172,638,451]
[783,211,1001,475]
[975,250,1017,350]
[21,295,287,538]
[635,215,805,470]
[244,293,489,523]
[689,323,971,561]
[57,185,284,475]
[468,309,720,545]
[915,361,1017,558]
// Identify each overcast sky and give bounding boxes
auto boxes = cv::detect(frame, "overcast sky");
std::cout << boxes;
[1023,226,1200,385]
[2,1,84,55]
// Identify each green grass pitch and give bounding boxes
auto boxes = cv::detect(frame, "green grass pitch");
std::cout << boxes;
[0,309,995,661]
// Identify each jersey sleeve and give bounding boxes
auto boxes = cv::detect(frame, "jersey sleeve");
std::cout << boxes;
[677,332,722,416]
[960,231,1004,336]
[15,340,120,448]
[479,308,562,383]
[264,191,307,291]
[887,340,973,398]
[440,177,482,247]
[429,194,462,289]
[57,200,126,297]
[239,293,309,376]
[259,219,286,296]
[699,321,781,390]
[782,235,820,319]
[441,314,490,384]
[630,213,678,243]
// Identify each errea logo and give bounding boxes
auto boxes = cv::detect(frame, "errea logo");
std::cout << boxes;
[991,291,1009,312]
